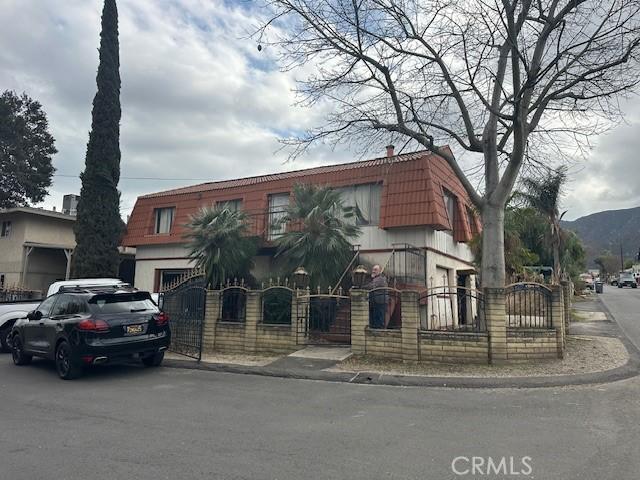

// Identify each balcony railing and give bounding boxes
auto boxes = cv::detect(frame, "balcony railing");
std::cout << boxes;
[242,208,289,243]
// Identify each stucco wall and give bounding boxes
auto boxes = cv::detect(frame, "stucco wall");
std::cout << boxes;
[23,215,75,247]
[134,244,196,291]
[0,213,28,281]
[0,211,74,292]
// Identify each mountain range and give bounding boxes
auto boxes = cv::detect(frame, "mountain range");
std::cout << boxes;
[561,206,640,267]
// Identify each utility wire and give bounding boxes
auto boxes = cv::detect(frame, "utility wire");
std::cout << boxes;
[53,174,215,181]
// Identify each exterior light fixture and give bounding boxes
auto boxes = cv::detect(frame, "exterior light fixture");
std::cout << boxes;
[293,266,309,289]
[352,265,369,288]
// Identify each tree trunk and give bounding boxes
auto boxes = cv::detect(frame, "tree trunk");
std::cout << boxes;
[553,238,561,284]
[481,203,506,288]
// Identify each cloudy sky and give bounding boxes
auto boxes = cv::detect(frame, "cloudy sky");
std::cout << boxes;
[1,0,639,221]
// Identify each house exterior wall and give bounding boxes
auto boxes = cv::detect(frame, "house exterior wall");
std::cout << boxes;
[22,215,76,247]
[0,213,27,286]
[134,224,475,292]
[0,210,75,293]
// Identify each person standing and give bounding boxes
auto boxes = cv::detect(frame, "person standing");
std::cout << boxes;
[364,264,388,328]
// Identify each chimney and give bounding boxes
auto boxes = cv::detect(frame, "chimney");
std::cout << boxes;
[386,144,395,158]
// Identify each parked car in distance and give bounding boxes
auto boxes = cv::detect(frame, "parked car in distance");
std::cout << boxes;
[10,287,171,379]
[617,272,637,289]
[610,277,619,286]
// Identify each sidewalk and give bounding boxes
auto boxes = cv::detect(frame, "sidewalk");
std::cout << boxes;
[164,295,640,388]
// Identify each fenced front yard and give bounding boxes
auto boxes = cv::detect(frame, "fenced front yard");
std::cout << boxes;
[163,274,569,365]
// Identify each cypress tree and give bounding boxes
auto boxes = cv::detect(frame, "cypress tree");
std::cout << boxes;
[72,0,122,278]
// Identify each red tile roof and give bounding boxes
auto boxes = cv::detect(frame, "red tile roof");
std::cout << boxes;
[122,148,479,247]
[140,151,427,199]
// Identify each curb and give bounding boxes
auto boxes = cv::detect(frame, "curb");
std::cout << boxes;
[163,296,640,389]
[164,350,640,390]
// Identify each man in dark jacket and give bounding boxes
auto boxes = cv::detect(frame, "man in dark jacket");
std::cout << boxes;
[365,264,388,328]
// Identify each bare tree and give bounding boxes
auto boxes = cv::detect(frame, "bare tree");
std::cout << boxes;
[255,0,640,287]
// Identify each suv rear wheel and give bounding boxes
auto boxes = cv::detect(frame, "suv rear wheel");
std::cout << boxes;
[11,336,32,366]
[142,351,164,367]
[55,341,82,380]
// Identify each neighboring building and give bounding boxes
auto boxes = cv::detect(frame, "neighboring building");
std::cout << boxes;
[0,206,137,294]
[122,147,481,293]
[0,207,76,294]
[62,194,81,216]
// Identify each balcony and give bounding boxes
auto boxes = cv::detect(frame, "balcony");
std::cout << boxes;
[244,208,289,243]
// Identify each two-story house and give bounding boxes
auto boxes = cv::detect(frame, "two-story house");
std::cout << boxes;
[122,147,480,293]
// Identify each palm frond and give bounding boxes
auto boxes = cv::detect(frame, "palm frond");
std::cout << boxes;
[184,206,258,288]
[274,183,361,287]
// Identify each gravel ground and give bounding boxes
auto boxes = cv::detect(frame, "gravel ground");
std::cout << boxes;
[330,335,629,378]
[166,352,280,366]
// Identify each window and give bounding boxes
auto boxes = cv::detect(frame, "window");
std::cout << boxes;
[0,274,5,288]
[159,269,191,290]
[443,189,456,231]
[268,193,289,240]
[50,295,89,317]
[35,295,58,318]
[88,293,157,314]
[154,208,175,234]
[1,221,11,237]
[65,298,87,315]
[51,295,72,317]
[336,183,382,226]
[217,199,242,212]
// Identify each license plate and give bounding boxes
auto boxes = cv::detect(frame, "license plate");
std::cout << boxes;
[126,324,143,335]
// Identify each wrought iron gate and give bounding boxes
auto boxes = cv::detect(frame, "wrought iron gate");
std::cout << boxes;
[296,293,351,345]
[505,282,552,328]
[161,274,207,360]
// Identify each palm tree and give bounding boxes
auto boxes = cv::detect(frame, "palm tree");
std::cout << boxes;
[185,206,258,288]
[274,184,361,288]
[519,166,568,283]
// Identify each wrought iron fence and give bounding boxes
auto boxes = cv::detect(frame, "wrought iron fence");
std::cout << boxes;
[505,283,552,328]
[419,287,486,332]
[0,287,42,302]
[262,286,293,325]
[368,287,402,329]
[296,292,351,345]
[220,287,247,322]
[162,275,206,360]
[385,243,427,287]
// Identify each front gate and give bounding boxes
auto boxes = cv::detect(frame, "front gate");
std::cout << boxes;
[296,292,351,345]
[161,274,207,360]
[505,282,552,328]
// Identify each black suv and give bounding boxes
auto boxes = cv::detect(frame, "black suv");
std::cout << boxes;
[10,287,171,379]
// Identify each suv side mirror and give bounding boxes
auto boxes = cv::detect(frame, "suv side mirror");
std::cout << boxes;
[27,310,43,321]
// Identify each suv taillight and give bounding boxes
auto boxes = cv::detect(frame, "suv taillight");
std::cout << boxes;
[154,312,169,326]
[77,319,110,332]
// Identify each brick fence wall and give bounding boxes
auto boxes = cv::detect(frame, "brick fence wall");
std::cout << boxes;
[419,331,489,364]
[199,284,566,363]
[506,328,558,362]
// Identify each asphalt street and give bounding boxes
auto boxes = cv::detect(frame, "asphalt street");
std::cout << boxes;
[1,288,640,480]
